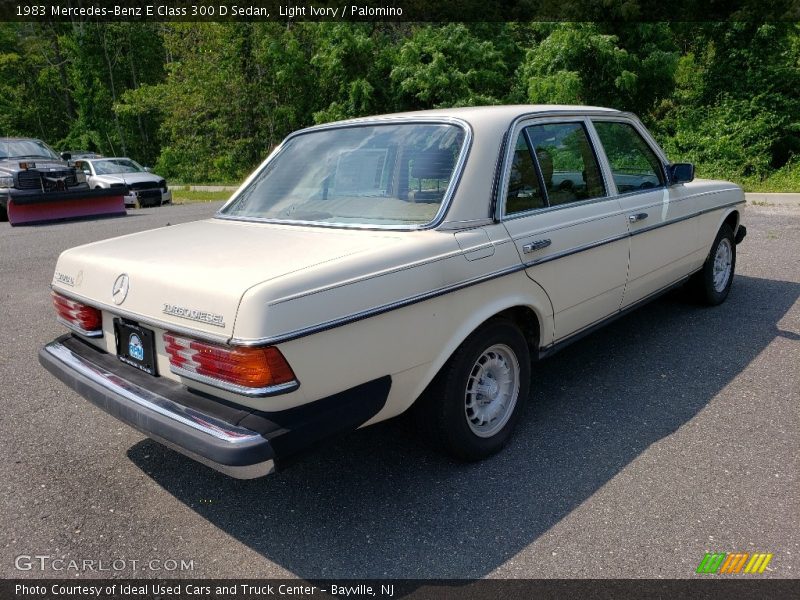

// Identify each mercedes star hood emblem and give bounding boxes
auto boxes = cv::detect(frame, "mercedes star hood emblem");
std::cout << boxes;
[112,274,130,305]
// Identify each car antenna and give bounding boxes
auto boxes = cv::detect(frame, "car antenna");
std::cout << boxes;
[104,132,117,157]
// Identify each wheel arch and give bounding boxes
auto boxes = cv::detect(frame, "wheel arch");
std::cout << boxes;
[701,207,741,258]
[721,209,740,235]
[400,295,549,417]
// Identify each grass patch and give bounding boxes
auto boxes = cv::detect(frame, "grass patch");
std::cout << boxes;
[734,159,800,193]
[690,157,800,192]
[171,189,232,204]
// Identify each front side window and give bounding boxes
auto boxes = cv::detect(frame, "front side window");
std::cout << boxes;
[524,122,605,206]
[220,123,466,227]
[593,121,665,192]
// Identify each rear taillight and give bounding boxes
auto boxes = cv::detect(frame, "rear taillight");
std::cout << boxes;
[163,333,297,395]
[52,292,103,336]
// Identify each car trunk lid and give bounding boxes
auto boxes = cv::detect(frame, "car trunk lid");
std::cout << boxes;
[51,218,401,338]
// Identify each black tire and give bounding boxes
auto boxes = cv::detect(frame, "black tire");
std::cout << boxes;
[0,201,7,222]
[414,319,531,461]
[689,223,736,305]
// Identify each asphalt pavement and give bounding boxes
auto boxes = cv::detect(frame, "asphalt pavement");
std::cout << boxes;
[1,201,798,579]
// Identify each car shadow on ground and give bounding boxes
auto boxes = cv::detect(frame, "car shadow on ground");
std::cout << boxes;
[127,274,799,578]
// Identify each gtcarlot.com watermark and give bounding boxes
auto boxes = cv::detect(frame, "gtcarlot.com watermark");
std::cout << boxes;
[15,555,195,573]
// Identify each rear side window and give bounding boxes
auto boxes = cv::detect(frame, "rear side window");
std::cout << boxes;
[524,122,606,206]
[505,132,546,214]
[593,121,665,193]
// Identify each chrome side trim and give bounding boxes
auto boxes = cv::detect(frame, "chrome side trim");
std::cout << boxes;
[616,186,741,207]
[506,204,626,234]
[506,197,744,247]
[42,341,263,444]
[56,316,103,338]
[522,231,629,268]
[231,199,745,347]
[629,199,745,238]
[169,364,299,398]
[539,268,702,358]
[270,245,468,306]
[501,192,620,221]
[215,117,474,232]
[230,263,528,346]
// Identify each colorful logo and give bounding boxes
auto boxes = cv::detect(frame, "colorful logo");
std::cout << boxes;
[696,552,773,574]
[128,333,144,361]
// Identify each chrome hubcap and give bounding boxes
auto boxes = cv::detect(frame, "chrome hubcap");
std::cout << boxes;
[465,344,520,438]
[713,238,733,292]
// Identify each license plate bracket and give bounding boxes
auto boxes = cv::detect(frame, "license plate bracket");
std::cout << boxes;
[113,318,158,376]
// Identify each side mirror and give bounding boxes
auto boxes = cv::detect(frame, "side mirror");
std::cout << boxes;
[143,166,152,173]
[60,152,71,161]
[669,163,694,184]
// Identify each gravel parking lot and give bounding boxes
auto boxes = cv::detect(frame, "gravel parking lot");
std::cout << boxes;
[1,201,798,579]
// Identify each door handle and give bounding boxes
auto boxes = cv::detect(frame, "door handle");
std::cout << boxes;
[522,239,551,254]
[628,212,649,223]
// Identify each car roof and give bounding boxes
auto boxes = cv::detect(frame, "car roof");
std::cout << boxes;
[306,104,623,130]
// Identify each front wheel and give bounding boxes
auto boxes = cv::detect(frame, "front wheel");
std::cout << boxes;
[690,223,736,305]
[415,319,531,461]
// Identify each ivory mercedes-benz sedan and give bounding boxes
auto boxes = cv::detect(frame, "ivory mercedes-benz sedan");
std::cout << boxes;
[40,105,746,478]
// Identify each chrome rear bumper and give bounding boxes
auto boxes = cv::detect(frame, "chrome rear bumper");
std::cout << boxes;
[39,337,275,479]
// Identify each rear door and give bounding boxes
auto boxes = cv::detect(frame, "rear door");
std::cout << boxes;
[499,117,630,343]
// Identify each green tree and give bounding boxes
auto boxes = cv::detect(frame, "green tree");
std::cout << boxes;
[657,23,800,180]
[309,23,387,123]
[515,23,678,115]
[390,23,508,108]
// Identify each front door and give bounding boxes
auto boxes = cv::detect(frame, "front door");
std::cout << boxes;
[590,119,699,307]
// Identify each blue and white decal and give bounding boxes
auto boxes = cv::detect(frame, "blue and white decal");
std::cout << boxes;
[128,333,144,361]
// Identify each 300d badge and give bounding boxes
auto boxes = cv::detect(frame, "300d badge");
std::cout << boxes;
[162,304,225,327]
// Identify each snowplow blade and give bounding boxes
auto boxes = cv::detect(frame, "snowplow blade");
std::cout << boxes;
[8,188,126,226]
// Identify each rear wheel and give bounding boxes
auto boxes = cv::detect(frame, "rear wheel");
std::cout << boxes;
[415,319,531,460]
[690,223,736,305]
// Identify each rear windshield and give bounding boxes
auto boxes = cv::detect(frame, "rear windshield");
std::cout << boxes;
[219,123,466,227]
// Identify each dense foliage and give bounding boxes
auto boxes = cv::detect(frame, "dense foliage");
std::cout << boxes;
[2,21,798,189]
